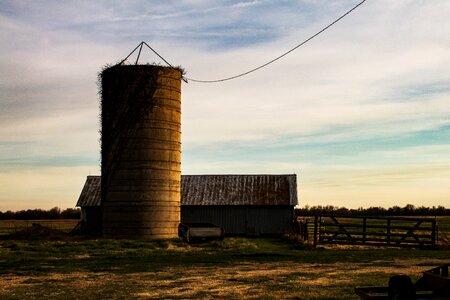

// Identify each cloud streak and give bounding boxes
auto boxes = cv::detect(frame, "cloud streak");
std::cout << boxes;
[0,0,449,210]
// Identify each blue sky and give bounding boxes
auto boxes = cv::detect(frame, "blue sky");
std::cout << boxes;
[0,0,449,210]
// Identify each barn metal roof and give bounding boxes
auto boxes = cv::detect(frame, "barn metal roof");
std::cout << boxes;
[76,174,297,207]
[181,174,297,206]
[76,176,101,207]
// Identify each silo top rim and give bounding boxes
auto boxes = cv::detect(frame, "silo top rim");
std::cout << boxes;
[102,64,184,75]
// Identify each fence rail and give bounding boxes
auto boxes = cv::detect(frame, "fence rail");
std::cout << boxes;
[313,215,437,248]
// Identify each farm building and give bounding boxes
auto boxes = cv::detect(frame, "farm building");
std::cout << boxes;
[76,174,298,236]
[76,175,102,233]
[181,175,298,235]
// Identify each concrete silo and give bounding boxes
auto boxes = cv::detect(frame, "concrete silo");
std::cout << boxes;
[100,65,182,239]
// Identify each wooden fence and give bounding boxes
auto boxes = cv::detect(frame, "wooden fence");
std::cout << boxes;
[313,215,437,248]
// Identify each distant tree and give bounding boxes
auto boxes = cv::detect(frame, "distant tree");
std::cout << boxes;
[0,210,14,220]
[48,207,61,219]
[60,208,80,219]
[0,207,80,220]
[295,204,450,217]
[404,204,415,215]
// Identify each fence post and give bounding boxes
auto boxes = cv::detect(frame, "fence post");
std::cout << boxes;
[362,217,367,243]
[387,218,391,245]
[313,215,319,248]
[303,219,308,241]
[431,219,436,246]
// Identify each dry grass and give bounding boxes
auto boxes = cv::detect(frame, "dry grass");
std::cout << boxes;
[0,219,78,235]
[1,258,448,299]
[1,233,449,299]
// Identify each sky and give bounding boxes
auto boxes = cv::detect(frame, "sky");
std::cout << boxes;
[0,0,449,211]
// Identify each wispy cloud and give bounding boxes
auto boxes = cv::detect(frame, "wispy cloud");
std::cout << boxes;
[0,0,449,209]
[231,1,260,8]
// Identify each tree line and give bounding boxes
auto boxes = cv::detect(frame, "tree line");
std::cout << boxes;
[0,207,80,220]
[295,204,450,216]
[1,204,449,219]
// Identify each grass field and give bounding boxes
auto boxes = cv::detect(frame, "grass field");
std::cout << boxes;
[436,216,450,242]
[0,238,449,299]
[0,217,449,299]
[0,219,78,235]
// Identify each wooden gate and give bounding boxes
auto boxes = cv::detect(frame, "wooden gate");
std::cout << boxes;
[313,215,436,248]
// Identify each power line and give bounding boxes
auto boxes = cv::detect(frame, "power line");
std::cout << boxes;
[184,0,367,83]
[119,0,367,84]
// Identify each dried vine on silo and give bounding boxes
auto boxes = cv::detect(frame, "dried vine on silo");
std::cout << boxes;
[100,65,169,200]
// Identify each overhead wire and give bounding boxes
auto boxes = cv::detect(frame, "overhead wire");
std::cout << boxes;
[184,0,367,83]
[120,0,367,84]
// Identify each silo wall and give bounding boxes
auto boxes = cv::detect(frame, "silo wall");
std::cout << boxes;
[100,65,182,239]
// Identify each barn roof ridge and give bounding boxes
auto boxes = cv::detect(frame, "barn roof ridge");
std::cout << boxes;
[182,174,296,176]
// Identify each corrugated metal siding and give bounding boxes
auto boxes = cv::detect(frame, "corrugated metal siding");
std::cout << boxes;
[76,174,298,207]
[181,174,298,206]
[76,176,101,207]
[181,205,294,235]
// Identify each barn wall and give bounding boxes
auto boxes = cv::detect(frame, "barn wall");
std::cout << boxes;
[181,205,294,236]
[80,207,102,233]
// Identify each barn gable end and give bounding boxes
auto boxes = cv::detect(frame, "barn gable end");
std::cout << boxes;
[76,175,102,233]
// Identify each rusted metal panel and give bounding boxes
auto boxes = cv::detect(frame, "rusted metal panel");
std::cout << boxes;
[181,174,298,206]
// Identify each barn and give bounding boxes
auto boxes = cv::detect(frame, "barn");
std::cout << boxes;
[76,175,102,233]
[76,174,298,236]
[181,175,297,235]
